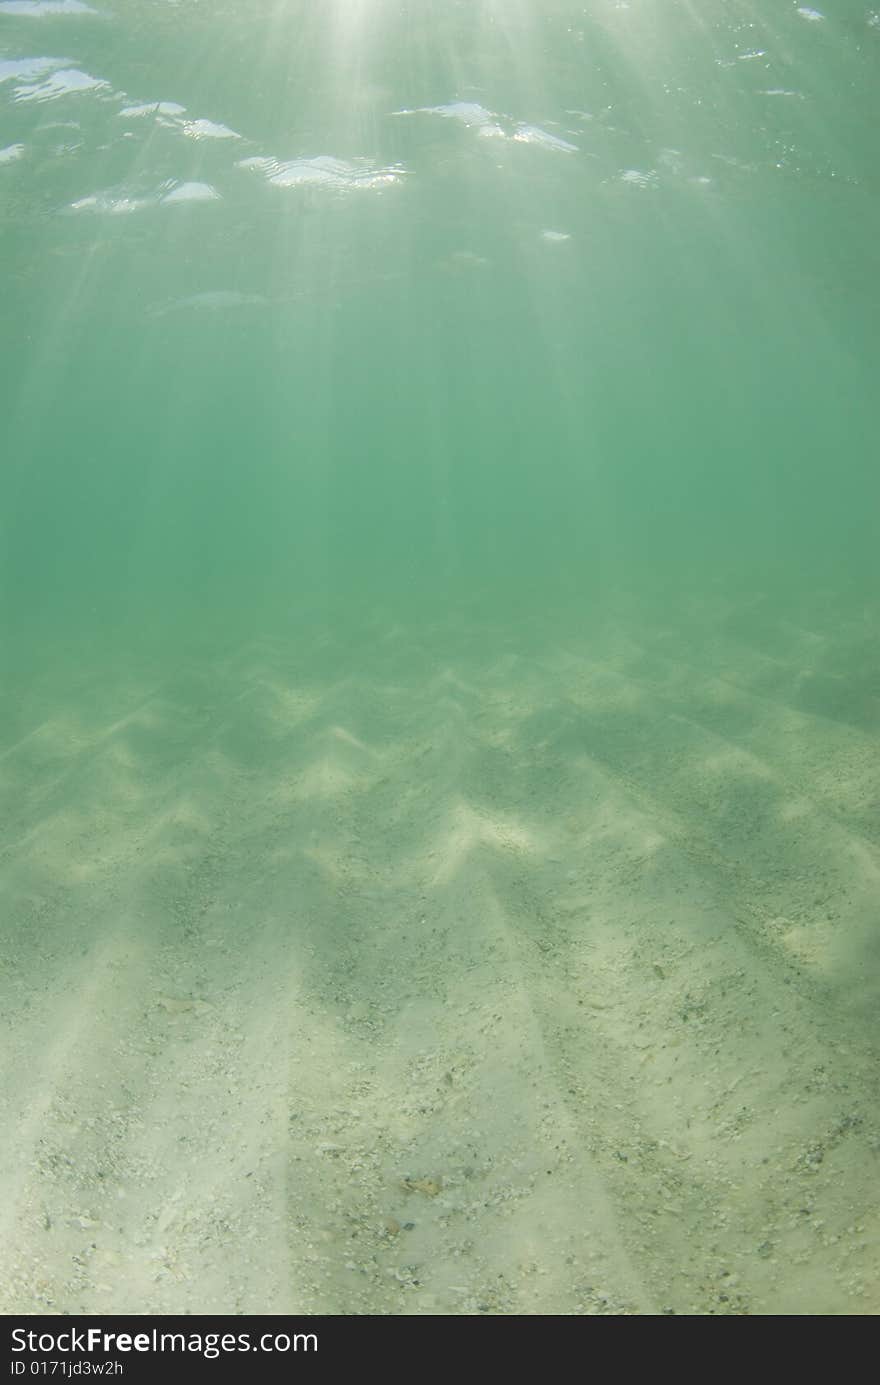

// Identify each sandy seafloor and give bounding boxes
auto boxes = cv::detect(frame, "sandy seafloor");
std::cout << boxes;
[1,594,878,1316]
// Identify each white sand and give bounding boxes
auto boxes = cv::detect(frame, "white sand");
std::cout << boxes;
[1,600,878,1315]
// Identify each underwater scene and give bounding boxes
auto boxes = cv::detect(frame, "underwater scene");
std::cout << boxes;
[1,0,879,1315]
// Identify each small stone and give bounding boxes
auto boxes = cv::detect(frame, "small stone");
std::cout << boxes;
[401,1176,443,1197]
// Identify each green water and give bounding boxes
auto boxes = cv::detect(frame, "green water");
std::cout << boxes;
[3,0,877,656]
[2,0,879,1317]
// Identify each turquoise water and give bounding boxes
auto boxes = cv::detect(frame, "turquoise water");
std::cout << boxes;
[3,0,877,654]
[1,1,878,1316]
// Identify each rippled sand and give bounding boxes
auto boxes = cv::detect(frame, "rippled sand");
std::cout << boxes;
[1,598,878,1315]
